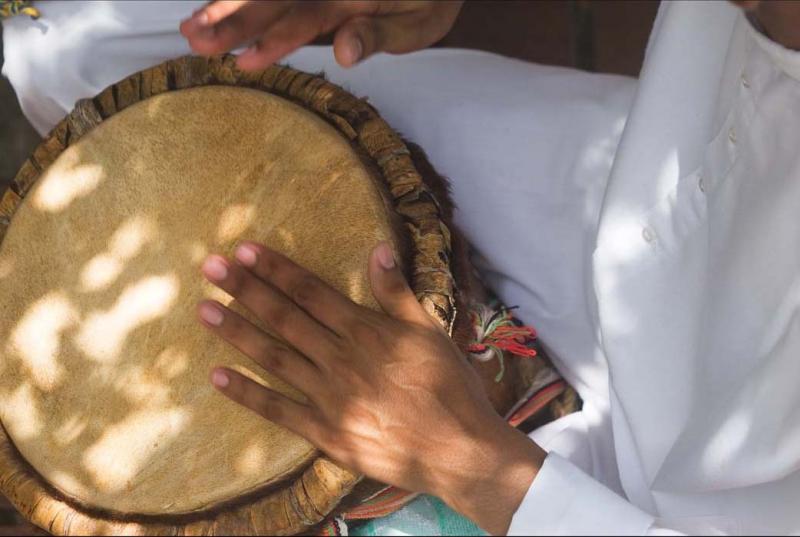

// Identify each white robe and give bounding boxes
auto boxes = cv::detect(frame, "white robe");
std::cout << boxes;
[4,1,800,534]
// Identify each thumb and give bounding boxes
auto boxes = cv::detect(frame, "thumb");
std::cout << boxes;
[369,242,428,323]
[332,12,447,68]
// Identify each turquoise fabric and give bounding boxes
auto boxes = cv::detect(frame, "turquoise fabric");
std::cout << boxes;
[350,495,486,536]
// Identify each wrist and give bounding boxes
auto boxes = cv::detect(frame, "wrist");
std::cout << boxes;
[432,418,546,534]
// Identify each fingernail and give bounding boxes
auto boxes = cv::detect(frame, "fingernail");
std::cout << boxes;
[202,256,229,281]
[212,369,230,388]
[235,244,259,267]
[182,10,210,33]
[376,242,395,270]
[239,42,259,59]
[344,36,363,66]
[195,10,209,26]
[199,302,224,326]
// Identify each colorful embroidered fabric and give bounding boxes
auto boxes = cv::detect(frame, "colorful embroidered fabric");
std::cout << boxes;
[0,0,39,20]
[317,305,566,535]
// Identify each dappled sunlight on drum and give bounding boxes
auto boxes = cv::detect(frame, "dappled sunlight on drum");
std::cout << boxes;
[0,86,400,515]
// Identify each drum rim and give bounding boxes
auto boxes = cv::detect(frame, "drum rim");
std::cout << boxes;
[0,55,458,535]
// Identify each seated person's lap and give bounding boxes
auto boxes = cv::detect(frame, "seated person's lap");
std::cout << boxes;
[4,1,636,378]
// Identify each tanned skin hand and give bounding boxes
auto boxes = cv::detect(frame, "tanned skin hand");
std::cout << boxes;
[180,0,464,70]
[197,242,545,535]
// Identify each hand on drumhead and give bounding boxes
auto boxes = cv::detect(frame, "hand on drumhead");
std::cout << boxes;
[179,1,464,70]
[197,240,545,535]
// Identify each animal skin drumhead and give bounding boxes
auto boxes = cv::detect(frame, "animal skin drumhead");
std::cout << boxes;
[0,86,399,515]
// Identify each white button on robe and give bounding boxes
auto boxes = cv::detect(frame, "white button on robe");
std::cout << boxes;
[513,3,800,535]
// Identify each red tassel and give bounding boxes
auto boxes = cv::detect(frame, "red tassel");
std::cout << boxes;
[468,324,538,359]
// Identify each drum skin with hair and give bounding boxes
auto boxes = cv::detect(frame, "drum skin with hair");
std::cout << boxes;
[0,56,577,535]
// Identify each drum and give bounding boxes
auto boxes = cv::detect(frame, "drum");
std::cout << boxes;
[0,55,575,535]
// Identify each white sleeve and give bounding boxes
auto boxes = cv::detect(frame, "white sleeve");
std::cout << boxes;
[511,408,688,536]
[509,453,659,536]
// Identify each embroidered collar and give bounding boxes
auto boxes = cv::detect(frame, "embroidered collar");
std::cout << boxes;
[0,0,40,20]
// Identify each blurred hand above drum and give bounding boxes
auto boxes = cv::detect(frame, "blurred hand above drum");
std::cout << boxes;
[179,1,464,70]
[197,240,545,535]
